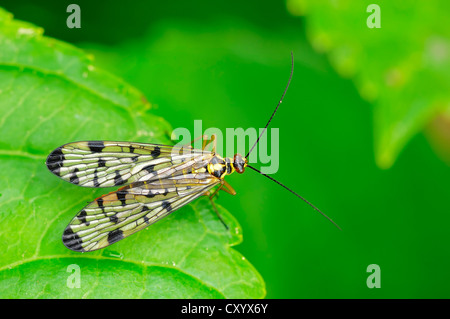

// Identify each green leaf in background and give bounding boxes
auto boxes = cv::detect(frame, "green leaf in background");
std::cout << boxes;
[0,8,264,298]
[287,0,450,168]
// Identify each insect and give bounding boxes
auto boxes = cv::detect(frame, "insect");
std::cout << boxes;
[46,53,340,252]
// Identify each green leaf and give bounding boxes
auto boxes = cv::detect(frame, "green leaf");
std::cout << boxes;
[287,0,450,168]
[0,8,264,298]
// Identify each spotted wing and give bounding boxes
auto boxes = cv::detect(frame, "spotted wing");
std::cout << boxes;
[62,173,220,252]
[46,141,210,188]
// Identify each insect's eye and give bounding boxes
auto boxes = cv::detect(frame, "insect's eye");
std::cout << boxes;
[233,154,246,174]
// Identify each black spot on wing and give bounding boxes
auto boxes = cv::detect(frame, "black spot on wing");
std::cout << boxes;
[77,209,88,225]
[109,215,119,223]
[162,201,172,212]
[117,190,127,206]
[144,188,170,198]
[107,229,124,245]
[143,164,155,173]
[144,191,156,198]
[88,141,105,153]
[151,147,161,158]
[46,147,65,176]
[129,145,135,153]
[93,169,100,187]
[97,197,104,211]
[114,170,125,186]
[98,159,106,167]
[142,206,150,224]
[62,227,85,252]
[70,168,80,184]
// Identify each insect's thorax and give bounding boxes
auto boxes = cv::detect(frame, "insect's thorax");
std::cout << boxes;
[207,155,233,179]
[206,154,247,179]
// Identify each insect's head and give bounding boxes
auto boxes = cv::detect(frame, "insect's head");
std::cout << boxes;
[233,153,248,174]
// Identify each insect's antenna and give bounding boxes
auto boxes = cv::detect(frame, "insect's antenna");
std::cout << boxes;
[245,51,294,159]
[247,165,342,230]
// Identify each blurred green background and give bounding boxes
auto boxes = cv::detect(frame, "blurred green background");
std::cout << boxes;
[2,0,449,298]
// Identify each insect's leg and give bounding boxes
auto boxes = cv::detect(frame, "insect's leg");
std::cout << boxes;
[210,134,217,153]
[202,135,210,150]
[209,182,229,230]
[201,190,211,196]
[202,134,217,153]
[179,135,208,150]
[221,180,237,195]
[208,180,235,200]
